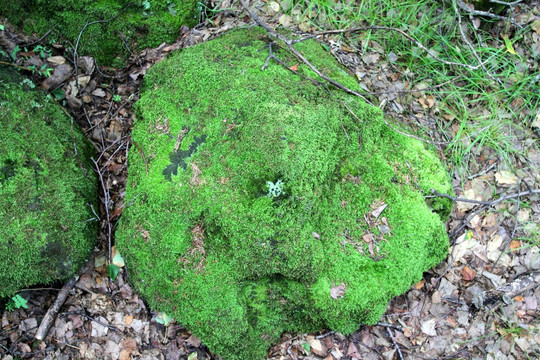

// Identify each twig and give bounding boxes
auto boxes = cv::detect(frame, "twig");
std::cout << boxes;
[21,28,54,48]
[309,26,489,70]
[489,0,522,5]
[376,322,404,332]
[34,252,97,341]
[453,0,502,85]
[427,188,540,206]
[493,178,522,268]
[475,271,540,308]
[385,326,404,360]
[467,162,497,180]
[454,0,522,28]
[239,0,373,105]
[60,311,122,333]
[72,4,134,90]
[92,158,112,261]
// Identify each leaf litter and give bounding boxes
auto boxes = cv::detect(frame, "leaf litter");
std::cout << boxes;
[1,0,540,359]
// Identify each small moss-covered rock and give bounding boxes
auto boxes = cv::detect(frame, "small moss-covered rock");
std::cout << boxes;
[117,28,453,359]
[0,64,97,298]
[0,0,199,66]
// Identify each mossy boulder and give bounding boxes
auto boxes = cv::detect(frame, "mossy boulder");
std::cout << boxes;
[117,28,454,360]
[0,0,199,66]
[0,64,97,298]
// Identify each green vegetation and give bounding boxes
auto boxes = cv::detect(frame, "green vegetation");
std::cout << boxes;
[279,0,539,177]
[0,0,200,66]
[117,28,454,359]
[0,63,97,299]
[5,294,28,311]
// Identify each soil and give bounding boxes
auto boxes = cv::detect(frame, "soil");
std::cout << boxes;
[1,1,539,359]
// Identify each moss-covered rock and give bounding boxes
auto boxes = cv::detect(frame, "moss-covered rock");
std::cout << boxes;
[117,28,454,360]
[0,0,199,66]
[0,64,97,298]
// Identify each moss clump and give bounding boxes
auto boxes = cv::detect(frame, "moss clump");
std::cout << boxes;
[116,28,454,359]
[0,0,199,66]
[0,64,97,298]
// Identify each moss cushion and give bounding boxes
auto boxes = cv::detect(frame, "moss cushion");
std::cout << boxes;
[117,28,453,359]
[0,64,97,298]
[0,0,200,66]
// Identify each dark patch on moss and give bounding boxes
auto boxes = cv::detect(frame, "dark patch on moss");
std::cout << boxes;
[163,134,206,181]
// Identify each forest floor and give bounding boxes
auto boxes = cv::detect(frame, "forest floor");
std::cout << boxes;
[1,1,539,359]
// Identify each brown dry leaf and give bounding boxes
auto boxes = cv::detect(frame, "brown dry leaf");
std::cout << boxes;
[362,234,373,243]
[346,341,361,359]
[509,240,521,250]
[461,266,476,281]
[414,279,425,290]
[289,64,299,71]
[331,282,346,299]
[306,335,326,357]
[124,315,134,326]
[514,295,523,302]
[403,327,412,338]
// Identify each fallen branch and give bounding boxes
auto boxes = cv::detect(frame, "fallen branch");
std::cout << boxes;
[454,0,522,28]
[474,271,540,308]
[239,0,373,105]
[427,188,540,206]
[34,252,97,341]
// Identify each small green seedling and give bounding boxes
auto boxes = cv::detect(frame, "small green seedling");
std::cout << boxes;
[107,253,125,281]
[112,94,122,102]
[155,312,173,326]
[0,25,4,31]
[33,45,52,59]
[5,294,28,311]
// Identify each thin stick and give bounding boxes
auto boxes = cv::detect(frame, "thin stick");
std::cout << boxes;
[385,326,404,360]
[239,0,373,105]
[454,0,522,27]
[427,188,540,207]
[92,158,112,261]
[308,26,489,70]
[34,252,96,341]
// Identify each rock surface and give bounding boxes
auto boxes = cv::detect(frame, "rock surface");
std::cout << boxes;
[116,28,454,360]
[0,63,97,298]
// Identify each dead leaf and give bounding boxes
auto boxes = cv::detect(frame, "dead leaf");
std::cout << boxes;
[494,170,518,185]
[289,64,299,71]
[414,279,425,290]
[509,240,521,250]
[514,295,523,302]
[371,202,388,219]
[461,266,476,281]
[346,341,361,359]
[331,282,346,299]
[421,318,437,336]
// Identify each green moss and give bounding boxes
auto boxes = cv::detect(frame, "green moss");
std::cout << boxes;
[117,28,454,359]
[0,0,199,66]
[0,64,97,298]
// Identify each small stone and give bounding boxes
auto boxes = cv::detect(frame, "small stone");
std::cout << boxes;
[92,88,106,97]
